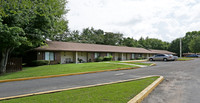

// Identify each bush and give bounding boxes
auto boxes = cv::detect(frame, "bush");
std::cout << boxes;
[103,56,113,61]
[78,58,83,63]
[95,56,113,62]
[95,57,104,62]
[29,60,50,66]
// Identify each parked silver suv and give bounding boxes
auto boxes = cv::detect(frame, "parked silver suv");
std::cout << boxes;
[149,54,175,61]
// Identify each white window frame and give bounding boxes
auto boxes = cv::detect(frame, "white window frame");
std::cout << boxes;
[45,52,54,61]
[138,54,142,57]
[107,53,112,56]
[94,53,99,58]
[132,53,135,59]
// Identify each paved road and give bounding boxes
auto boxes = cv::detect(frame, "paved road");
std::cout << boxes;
[0,59,200,103]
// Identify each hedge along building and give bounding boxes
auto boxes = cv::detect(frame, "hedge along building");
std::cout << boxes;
[33,41,175,64]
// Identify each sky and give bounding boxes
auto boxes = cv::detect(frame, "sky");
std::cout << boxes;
[66,0,200,42]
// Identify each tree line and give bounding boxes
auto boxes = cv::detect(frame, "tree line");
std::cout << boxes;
[54,27,200,56]
[169,31,200,56]
[52,27,170,50]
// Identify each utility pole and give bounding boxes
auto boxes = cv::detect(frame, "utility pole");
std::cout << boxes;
[180,38,182,58]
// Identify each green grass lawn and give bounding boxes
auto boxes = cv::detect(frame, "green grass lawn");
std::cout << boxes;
[0,62,138,80]
[0,76,159,103]
[123,62,153,66]
[177,57,194,61]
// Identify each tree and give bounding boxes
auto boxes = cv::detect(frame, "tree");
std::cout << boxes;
[182,31,200,53]
[138,37,145,48]
[79,27,104,44]
[121,37,139,47]
[67,30,81,42]
[91,28,104,44]
[189,36,200,53]
[50,19,69,41]
[168,38,181,56]
[104,32,123,45]
[168,31,200,55]
[0,0,68,74]
[0,18,26,73]
[146,38,169,50]
[162,41,170,50]
[137,37,169,50]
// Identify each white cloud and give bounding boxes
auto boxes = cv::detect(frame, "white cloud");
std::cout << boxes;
[67,0,200,42]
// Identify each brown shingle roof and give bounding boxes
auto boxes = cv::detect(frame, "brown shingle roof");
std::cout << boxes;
[149,49,176,54]
[34,41,175,54]
[34,41,154,53]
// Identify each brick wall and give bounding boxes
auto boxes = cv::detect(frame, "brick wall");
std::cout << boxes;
[91,53,95,62]
[100,53,106,57]
[127,53,132,60]
[50,52,61,64]
[37,51,44,60]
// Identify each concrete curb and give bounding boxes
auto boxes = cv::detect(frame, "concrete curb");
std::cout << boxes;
[121,60,148,63]
[0,67,140,83]
[128,76,164,103]
[0,75,161,101]
[150,63,156,66]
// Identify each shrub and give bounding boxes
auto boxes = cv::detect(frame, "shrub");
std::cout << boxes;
[29,60,50,66]
[95,57,104,62]
[103,56,113,61]
[78,58,83,63]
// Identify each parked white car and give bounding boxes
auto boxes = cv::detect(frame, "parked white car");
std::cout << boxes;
[168,54,178,61]
[149,54,177,61]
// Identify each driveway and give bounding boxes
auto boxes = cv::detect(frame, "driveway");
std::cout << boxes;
[0,59,200,103]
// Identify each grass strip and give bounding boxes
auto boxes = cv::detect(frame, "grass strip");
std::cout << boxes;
[0,76,159,103]
[123,62,153,66]
[177,58,194,61]
[0,62,137,80]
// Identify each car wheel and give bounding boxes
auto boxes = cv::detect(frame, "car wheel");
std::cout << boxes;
[163,58,167,62]
[149,58,153,61]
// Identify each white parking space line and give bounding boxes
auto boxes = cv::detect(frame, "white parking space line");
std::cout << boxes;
[115,73,125,76]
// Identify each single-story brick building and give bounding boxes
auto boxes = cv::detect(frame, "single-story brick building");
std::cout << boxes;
[31,41,175,64]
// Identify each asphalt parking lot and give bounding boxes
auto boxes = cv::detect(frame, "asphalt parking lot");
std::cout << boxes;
[0,59,200,103]
[143,59,200,103]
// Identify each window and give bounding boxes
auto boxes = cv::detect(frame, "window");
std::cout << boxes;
[156,54,164,57]
[94,53,100,58]
[45,52,54,61]
[107,53,112,56]
[132,53,135,59]
[138,54,142,57]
